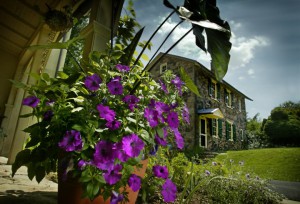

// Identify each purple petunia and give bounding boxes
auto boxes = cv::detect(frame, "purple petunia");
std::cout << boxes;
[121,134,144,158]
[97,104,116,122]
[161,179,177,203]
[114,142,129,162]
[155,101,170,123]
[152,165,169,179]
[107,77,123,95]
[144,108,159,127]
[123,95,140,112]
[43,110,53,121]
[171,76,184,95]
[22,96,40,108]
[105,120,121,130]
[182,103,190,124]
[167,111,179,129]
[155,134,167,146]
[58,130,83,152]
[116,64,130,72]
[172,128,184,149]
[84,73,102,91]
[93,141,117,170]
[205,170,211,176]
[159,79,169,94]
[78,160,88,170]
[128,174,141,192]
[103,164,122,185]
[110,191,124,204]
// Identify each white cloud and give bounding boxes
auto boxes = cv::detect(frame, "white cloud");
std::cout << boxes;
[157,17,270,73]
[247,69,254,75]
[229,33,270,70]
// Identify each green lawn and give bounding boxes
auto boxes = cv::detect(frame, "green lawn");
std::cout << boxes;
[214,148,300,182]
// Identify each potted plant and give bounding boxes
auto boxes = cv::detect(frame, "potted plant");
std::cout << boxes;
[11,0,231,203]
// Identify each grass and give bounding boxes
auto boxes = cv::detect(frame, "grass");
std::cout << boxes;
[214,147,300,182]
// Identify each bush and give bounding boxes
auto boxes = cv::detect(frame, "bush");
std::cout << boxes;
[139,148,284,204]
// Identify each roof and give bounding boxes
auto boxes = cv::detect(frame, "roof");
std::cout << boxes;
[197,108,224,119]
[148,52,253,101]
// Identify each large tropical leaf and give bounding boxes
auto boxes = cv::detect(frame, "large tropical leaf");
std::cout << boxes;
[119,27,144,65]
[180,67,200,97]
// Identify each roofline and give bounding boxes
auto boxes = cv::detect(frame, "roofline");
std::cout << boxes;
[148,52,253,101]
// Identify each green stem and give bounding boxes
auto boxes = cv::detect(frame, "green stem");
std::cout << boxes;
[133,10,176,67]
[130,27,193,94]
[145,20,184,69]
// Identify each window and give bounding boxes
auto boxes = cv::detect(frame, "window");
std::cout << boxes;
[239,129,244,141]
[211,119,217,137]
[160,63,167,74]
[208,79,220,100]
[225,89,232,107]
[238,99,242,112]
[226,121,236,141]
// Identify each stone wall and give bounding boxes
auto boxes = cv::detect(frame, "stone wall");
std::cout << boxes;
[149,53,248,150]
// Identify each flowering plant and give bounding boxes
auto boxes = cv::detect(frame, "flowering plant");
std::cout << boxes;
[11,0,233,202]
[12,42,190,202]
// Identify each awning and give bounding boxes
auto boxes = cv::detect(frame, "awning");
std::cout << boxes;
[197,108,224,119]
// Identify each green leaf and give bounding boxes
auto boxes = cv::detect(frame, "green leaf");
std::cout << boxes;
[9,80,27,89]
[126,117,137,124]
[57,72,69,79]
[28,36,84,50]
[119,27,144,65]
[12,149,31,177]
[156,128,164,138]
[19,113,33,118]
[71,107,84,113]
[27,163,35,181]
[141,53,149,61]
[35,165,46,183]
[30,73,40,81]
[180,67,200,97]
[25,135,40,148]
[94,175,106,184]
[72,124,82,131]
[139,129,151,143]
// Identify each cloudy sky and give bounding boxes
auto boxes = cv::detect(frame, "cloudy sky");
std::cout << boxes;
[130,0,300,119]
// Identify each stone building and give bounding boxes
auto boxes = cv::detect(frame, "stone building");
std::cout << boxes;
[149,53,252,151]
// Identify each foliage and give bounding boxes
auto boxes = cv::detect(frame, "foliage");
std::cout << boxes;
[246,113,267,148]
[215,148,300,182]
[140,148,283,203]
[263,101,300,146]
[11,0,234,202]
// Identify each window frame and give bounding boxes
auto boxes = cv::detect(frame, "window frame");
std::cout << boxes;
[225,89,232,108]
[160,63,167,74]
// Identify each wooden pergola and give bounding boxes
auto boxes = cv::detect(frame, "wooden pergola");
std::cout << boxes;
[0,0,124,164]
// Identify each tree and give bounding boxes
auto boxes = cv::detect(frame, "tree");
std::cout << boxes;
[263,101,300,146]
[246,113,267,148]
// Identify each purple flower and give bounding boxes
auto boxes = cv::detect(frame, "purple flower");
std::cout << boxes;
[161,179,177,202]
[155,134,167,146]
[58,130,83,152]
[105,120,121,130]
[173,128,184,149]
[116,64,130,72]
[97,104,116,122]
[93,141,117,170]
[78,160,88,170]
[182,103,190,124]
[84,73,102,91]
[155,101,170,123]
[205,170,211,176]
[110,191,124,204]
[159,79,169,94]
[167,112,179,129]
[107,77,123,95]
[103,164,122,185]
[171,76,184,95]
[150,145,159,155]
[123,95,140,112]
[43,110,53,121]
[114,142,129,162]
[128,174,141,192]
[212,161,217,166]
[122,134,144,158]
[144,108,159,127]
[22,96,40,108]
[152,165,169,179]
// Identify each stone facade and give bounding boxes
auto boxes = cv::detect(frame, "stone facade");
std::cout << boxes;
[149,53,251,151]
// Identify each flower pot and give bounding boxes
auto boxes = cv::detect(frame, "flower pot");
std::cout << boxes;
[58,159,148,204]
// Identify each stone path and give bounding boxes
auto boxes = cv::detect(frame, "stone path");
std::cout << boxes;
[0,157,57,204]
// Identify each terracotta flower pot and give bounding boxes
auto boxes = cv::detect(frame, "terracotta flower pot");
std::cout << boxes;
[58,159,148,204]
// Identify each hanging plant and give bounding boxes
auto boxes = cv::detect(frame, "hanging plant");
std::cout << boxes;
[45,6,73,32]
